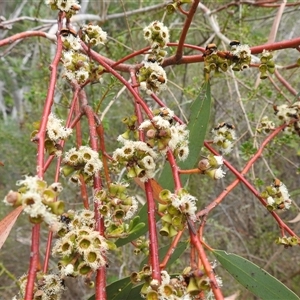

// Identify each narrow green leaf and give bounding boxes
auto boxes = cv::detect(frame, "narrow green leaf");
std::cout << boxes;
[158,81,211,190]
[140,241,188,269]
[128,216,141,232]
[213,249,300,300]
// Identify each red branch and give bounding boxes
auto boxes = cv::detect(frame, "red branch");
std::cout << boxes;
[145,180,161,282]
[202,125,299,238]
[0,31,53,47]
[189,227,224,300]
[175,0,200,61]
[24,225,40,300]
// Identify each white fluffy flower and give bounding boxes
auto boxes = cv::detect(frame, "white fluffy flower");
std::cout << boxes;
[214,167,226,179]
[47,113,72,142]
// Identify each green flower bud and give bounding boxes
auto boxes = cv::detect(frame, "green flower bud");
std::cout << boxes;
[159,189,172,202]
[77,262,92,276]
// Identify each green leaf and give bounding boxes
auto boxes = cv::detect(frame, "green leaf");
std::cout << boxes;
[158,81,211,190]
[140,241,188,269]
[213,249,300,300]
[87,276,143,300]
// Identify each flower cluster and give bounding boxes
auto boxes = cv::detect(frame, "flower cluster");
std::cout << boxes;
[230,43,251,71]
[81,24,107,46]
[13,272,65,300]
[138,61,167,94]
[94,182,138,222]
[144,270,192,300]
[132,267,222,299]
[112,141,157,182]
[139,107,189,160]
[182,266,223,299]
[259,50,275,79]
[45,0,81,16]
[61,32,82,50]
[257,116,275,134]
[274,101,300,135]
[3,176,64,225]
[62,50,104,84]
[261,179,292,211]
[212,122,236,155]
[203,44,231,75]
[197,154,226,180]
[144,21,169,56]
[47,113,72,142]
[275,236,299,248]
[31,113,72,157]
[52,209,109,277]
[61,146,103,185]
[158,188,197,238]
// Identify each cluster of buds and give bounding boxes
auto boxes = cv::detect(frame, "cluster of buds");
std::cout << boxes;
[230,42,251,71]
[259,50,275,79]
[212,122,236,155]
[31,113,72,157]
[112,141,157,182]
[133,236,149,255]
[45,0,81,17]
[132,267,221,299]
[61,146,103,186]
[52,209,111,277]
[166,0,192,15]
[142,270,192,299]
[62,50,104,84]
[138,61,167,94]
[118,115,138,142]
[274,101,300,135]
[13,272,65,300]
[3,176,64,225]
[275,236,299,248]
[139,107,189,160]
[256,116,275,134]
[132,268,190,299]
[197,154,226,180]
[81,24,107,46]
[182,266,222,298]
[158,188,197,238]
[94,182,138,222]
[261,179,292,211]
[203,44,231,75]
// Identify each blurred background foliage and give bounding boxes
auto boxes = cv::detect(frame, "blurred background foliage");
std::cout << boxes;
[0,1,300,299]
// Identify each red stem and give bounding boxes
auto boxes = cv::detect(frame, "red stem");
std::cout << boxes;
[160,230,184,269]
[166,150,182,191]
[0,31,52,47]
[25,12,64,298]
[189,227,224,300]
[145,180,161,282]
[175,0,200,61]
[275,69,298,96]
[24,224,40,300]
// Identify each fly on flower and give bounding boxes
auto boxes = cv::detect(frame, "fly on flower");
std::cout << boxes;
[60,28,77,37]
[202,43,217,57]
